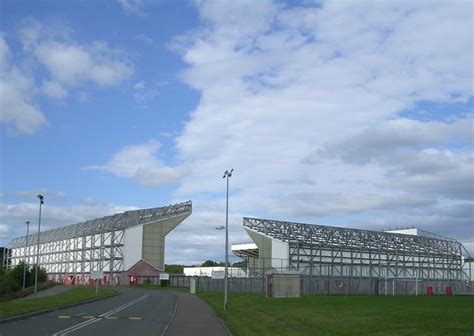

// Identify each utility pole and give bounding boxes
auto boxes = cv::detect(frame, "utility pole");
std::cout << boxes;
[34,194,44,297]
[22,221,30,290]
[222,169,233,310]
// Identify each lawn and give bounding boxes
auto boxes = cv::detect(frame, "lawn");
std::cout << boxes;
[132,284,188,292]
[198,293,474,336]
[0,287,116,320]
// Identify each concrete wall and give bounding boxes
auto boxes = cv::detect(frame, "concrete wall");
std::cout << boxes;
[265,271,301,298]
[245,228,273,271]
[142,213,189,270]
[123,225,143,270]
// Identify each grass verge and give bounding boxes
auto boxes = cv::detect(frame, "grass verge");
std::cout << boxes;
[0,287,116,320]
[0,281,55,302]
[131,284,188,292]
[198,293,474,336]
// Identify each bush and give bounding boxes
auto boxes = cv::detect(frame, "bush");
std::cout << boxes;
[0,262,48,295]
[0,280,54,302]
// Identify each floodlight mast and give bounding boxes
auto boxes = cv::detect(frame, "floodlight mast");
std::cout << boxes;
[34,194,44,297]
[22,221,30,290]
[222,169,233,310]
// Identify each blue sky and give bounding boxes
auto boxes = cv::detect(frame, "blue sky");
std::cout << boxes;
[1,0,473,263]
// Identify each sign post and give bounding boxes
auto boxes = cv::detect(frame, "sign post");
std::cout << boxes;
[159,272,169,287]
[91,271,103,294]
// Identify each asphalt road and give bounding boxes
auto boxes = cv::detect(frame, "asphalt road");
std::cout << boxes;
[0,287,229,336]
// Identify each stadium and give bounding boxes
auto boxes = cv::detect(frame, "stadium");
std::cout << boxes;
[3,201,192,286]
[231,217,473,295]
[3,205,473,295]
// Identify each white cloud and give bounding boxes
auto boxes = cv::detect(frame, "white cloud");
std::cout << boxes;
[165,0,474,259]
[316,118,473,165]
[0,35,47,134]
[86,140,189,187]
[166,199,245,264]
[135,34,153,44]
[118,0,147,16]
[41,80,68,99]
[0,224,10,239]
[14,189,66,201]
[133,81,159,107]
[1,19,134,134]
[18,19,133,96]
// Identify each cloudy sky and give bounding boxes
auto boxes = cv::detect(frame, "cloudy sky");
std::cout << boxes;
[1,0,473,264]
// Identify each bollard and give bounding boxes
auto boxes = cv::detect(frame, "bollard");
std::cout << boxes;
[445,286,452,296]
[190,277,196,294]
[427,286,433,296]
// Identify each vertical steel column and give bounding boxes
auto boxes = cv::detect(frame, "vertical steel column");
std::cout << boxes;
[110,230,115,285]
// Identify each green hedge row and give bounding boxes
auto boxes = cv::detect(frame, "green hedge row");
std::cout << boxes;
[0,281,54,302]
[0,262,48,297]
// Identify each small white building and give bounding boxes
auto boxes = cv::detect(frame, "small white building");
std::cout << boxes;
[183,266,248,278]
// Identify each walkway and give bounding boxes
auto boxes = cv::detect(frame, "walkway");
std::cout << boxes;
[26,284,74,299]
[165,292,231,336]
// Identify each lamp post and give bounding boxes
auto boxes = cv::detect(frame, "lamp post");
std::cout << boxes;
[222,169,233,310]
[22,221,30,290]
[34,194,44,297]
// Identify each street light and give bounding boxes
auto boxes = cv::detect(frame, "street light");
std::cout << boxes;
[222,169,233,310]
[22,221,30,290]
[34,194,44,297]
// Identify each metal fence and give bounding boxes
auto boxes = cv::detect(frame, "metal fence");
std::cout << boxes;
[169,257,474,296]
[170,274,473,296]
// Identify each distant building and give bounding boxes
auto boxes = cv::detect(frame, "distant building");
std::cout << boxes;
[183,266,248,278]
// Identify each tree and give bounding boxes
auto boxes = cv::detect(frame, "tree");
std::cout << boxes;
[165,264,185,274]
[31,265,47,284]
[232,260,247,268]
[0,263,48,295]
[201,260,218,267]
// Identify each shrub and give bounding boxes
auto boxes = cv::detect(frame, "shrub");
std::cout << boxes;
[0,262,48,295]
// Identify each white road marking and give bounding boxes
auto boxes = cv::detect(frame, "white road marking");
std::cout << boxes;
[52,294,149,335]
[160,294,178,336]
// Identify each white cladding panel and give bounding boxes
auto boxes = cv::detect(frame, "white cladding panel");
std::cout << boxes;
[271,239,289,269]
[123,225,143,270]
[232,243,258,251]
[386,228,418,236]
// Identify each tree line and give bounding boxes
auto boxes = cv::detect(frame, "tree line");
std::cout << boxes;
[0,262,48,295]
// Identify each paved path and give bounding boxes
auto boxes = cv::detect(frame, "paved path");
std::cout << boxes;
[0,287,230,336]
[26,285,74,299]
[166,292,230,336]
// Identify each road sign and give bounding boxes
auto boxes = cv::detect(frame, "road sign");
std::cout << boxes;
[91,271,103,280]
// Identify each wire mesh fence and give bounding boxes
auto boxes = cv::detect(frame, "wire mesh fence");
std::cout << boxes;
[169,274,473,296]
[168,256,474,296]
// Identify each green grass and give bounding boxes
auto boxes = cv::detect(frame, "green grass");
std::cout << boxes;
[132,284,188,292]
[0,287,116,319]
[198,293,474,336]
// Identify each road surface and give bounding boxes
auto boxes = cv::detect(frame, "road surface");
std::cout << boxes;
[0,287,229,336]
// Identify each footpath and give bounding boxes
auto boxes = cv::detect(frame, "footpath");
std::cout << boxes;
[26,284,73,298]
[166,292,231,336]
